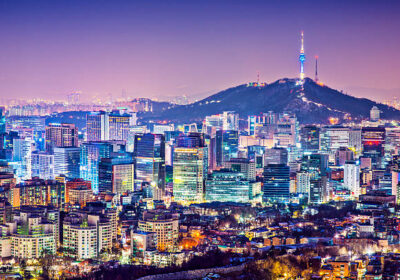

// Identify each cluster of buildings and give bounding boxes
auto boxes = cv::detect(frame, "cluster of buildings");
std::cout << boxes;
[3,99,400,278]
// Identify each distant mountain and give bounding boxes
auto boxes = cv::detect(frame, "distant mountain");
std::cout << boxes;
[142,78,400,124]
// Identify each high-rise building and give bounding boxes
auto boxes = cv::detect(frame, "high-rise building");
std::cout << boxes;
[63,212,112,259]
[263,164,290,202]
[86,111,109,141]
[319,126,350,160]
[53,147,81,179]
[10,178,65,209]
[86,110,136,142]
[134,134,165,199]
[108,110,136,141]
[344,161,361,198]
[99,156,134,194]
[45,123,78,152]
[31,151,55,180]
[222,111,239,131]
[205,170,257,203]
[11,137,32,181]
[9,207,58,259]
[300,125,320,152]
[223,158,256,181]
[173,133,208,202]
[300,153,329,204]
[80,142,114,194]
[335,147,354,166]
[65,179,93,206]
[264,147,288,166]
[215,130,238,167]
[138,210,179,252]
[362,127,385,169]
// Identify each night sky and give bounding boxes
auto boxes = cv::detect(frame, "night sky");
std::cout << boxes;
[0,0,399,101]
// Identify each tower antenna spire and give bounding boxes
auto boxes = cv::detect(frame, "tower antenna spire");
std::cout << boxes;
[299,31,306,81]
[315,55,319,82]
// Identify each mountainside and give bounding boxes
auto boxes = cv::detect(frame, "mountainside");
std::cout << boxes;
[142,78,400,124]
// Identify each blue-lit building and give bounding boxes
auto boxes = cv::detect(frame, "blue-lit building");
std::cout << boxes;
[99,154,134,194]
[80,142,114,194]
[205,170,253,203]
[263,164,290,202]
[215,130,238,167]
[134,134,165,199]
[54,147,81,179]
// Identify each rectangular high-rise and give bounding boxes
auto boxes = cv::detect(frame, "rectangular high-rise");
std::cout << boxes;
[45,123,78,152]
[173,133,208,202]
[263,164,290,202]
[134,134,165,199]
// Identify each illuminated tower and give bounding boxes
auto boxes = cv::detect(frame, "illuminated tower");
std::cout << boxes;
[299,31,306,81]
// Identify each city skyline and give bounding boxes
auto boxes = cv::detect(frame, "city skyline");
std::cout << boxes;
[0,0,399,102]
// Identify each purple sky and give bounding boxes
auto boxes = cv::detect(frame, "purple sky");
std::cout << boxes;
[0,0,399,102]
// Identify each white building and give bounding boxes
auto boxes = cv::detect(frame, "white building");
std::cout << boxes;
[344,161,361,198]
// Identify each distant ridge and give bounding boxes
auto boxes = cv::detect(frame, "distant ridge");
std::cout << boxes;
[141,78,400,124]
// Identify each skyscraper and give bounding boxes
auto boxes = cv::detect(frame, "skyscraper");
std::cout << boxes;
[300,153,329,204]
[362,127,385,169]
[215,130,238,167]
[86,111,109,142]
[300,125,320,152]
[344,160,361,198]
[263,164,290,202]
[134,134,165,199]
[31,151,55,180]
[99,156,134,194]
[173,133,208,203]
[45,123,78,152]
[53,147,81,179]
[80,142,114,194]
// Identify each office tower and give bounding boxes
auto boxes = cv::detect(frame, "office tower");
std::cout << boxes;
[134,134,165,199]
[0,107,5,134]
[362,127,385,169]
[53,147,81,179]
[65,179,92,206]
[99,156,134,194]
[45,123,78,152]
[152,124,174,135]
[296,171,311,194]
[173,133,208,202]
[108,110,136,141]
[264,147,288,165]
[349,128,362,154]
[300,153,329,204]
[80,142,114,194]
[319,126,350,160]
[344,161,361,198]
[12,137,32,181]
[10,178,65,208]
[300,125,320,152]
[203,115,223,135]
[86,111,109,141]
[222,111,239,131]
[63,213,113,259]
[215,130,238,167]
[263,164,290,202]
[31,151,55,180]
[274,113,299,147]
[335,147,354,166]
[223,158,256,181]
[370,106,380,121]
[205,170,256,203]
[138,210,179,252]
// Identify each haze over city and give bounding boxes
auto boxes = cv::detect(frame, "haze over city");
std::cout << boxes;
[0,0,399,102]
